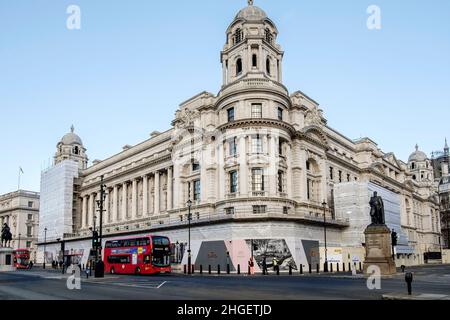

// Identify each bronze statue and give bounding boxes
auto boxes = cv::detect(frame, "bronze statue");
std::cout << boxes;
[369,192,385,225]
[1,223,12,247]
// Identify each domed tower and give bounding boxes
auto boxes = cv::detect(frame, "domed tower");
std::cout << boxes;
[221,0,283,86]
[54,125,88,170]
[408,144,433,182]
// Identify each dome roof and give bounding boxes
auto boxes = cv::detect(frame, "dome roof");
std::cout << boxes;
[409,144,427,162]
[60,125,83,145]
[235,4,267,21]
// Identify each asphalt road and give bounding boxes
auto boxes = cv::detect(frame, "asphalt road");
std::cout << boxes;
[0,264,449,300]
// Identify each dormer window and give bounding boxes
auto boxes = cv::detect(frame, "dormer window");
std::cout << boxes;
[73,146,79,155]
[233,28,243,45]
[236,58,243,75]
[265,28,273,44]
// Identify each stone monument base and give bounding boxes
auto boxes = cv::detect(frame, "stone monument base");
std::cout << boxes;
[363,225,396,275]
[0,247,16,272]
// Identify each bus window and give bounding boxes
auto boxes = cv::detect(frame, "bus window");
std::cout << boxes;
[144,255,151,264]
[107,255,131,264]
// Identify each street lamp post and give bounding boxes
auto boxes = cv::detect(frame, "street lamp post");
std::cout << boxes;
[322,201,328,273]
[18,233,21,249]
[43,227,47,269]
[94,175,107,278]
[187,199,192,275]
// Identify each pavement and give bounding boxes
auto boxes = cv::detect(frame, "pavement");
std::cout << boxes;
[0,264,449,300]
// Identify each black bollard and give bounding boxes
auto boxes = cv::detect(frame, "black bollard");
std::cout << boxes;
[209,265,212,275]
[359,262,362,271]
[316,264,319,274]
[309,264,312,274]
[289,265,292,275]
[405,272,413,295]
[248,265,251,275]
[191,265,195,274]
[184,265,187,274]
[238,264,241,275]
[343,263,345,272]
[218,265,221,275]
[300,264,303,275]
[330,263,333,273]
[227,264,230,274]
[348,262,351,272]
[200,265,203,275]
[337,263,340,273]
[277,266,280,276]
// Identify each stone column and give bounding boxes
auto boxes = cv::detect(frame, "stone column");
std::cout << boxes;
[167,167,173,211]
[143,175,149,216]
[112,185,118,223]
[154,171,160,215]
[239,136,248,197]
[132,178,138,220]
[121,182,127,221]
[104,191,110,223]
[88,194,94,228]
[81,196,87,228]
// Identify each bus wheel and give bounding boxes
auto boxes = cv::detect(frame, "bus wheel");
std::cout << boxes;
[135,267,141,276]
[110,267,115,275]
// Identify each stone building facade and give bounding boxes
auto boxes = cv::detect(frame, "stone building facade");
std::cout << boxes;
[0,190,40,261]
[38,2,441,269]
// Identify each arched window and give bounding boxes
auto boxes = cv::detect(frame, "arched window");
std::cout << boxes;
[236,58,243,75]
[252,54,257,68]
[73,146,79,155]
[266,58,271,75]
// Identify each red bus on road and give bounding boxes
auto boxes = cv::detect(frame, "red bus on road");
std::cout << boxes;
[104,235,171,275]
[13,249,30,269]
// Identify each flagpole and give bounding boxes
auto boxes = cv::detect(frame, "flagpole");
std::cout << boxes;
[18,167,21,191]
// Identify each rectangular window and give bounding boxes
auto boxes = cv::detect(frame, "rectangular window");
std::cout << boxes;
[193,180,201,201]
[192,162,200,172]
[251,104,262,118]
[278,171,284,193]
[28,201,33,208]
[252,135,263,154]
[27,226,32,237]
[229,137,237,156]
[227,107,235,122]
[347,174,351,182]
[338,170,342,183]
[26,241,32,248]
[330,167,334,180]
[230,171,238,193]
[253,205,267,214]
[27,214,33,221]
[252,168,265,191]
[278,107,283,121]
[225,207,235,215]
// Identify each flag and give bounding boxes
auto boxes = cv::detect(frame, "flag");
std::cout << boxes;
[19,167,24,174]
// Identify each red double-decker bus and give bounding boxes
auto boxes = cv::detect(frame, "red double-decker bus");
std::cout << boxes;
[13,249,30,269]
[104,235,171,275]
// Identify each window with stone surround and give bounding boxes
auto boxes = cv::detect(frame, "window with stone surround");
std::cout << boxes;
[252,168,265,192]
[229,137,237,157]
[251,104,262,118]
[227,107,235,122]
[253,205,267,214]
[193,180,201,201]
[236,58,243,75]
[252,135,263,154]
[230,170,238,193]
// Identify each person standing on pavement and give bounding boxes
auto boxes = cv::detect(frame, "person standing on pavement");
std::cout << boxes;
[272,257,278,273]
[248,257,255,275]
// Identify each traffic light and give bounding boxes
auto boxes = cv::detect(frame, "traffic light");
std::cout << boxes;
[391,230,398,246]
[92,231,99,249]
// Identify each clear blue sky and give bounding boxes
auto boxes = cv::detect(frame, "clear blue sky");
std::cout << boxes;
[1,0,449,195]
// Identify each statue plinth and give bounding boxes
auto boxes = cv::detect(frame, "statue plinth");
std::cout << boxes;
[363,224,396,275]
[0,247,16,272]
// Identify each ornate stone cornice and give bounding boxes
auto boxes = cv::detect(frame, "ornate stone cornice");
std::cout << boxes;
[216,118,296,136]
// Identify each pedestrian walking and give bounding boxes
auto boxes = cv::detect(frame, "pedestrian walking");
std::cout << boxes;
[262,258,268,275]
[272,258,278,273]
[248,257,255,275]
